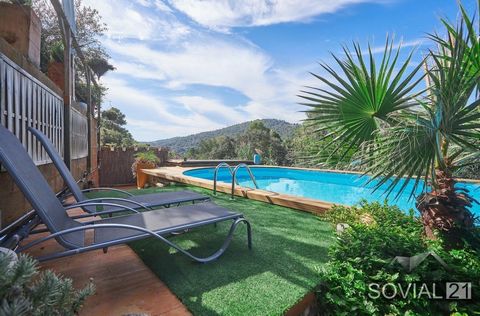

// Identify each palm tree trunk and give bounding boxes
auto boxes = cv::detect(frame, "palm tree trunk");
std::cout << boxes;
[416,167,476,243]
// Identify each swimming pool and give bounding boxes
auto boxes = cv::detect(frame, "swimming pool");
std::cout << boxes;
[184,166,480,216]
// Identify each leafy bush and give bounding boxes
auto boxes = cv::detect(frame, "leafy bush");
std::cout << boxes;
[0,253,94,315]
[131,150,160,178]
[321,200,417,228]
[317,202,480,315]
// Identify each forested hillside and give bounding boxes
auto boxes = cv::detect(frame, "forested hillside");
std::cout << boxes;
[148,119,297,153]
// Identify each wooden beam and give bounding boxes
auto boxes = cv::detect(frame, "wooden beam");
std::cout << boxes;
[49,0,100,170]
[86,70,92,172]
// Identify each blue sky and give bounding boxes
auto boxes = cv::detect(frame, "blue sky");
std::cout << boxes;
[82,0,478,141]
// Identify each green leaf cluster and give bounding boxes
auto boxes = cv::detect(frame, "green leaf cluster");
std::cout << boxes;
[0,254,94,316]
[317,202,480,315]
[100,107,136,147]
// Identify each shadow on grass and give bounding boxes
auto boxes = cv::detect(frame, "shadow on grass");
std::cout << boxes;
[124,185,334,316]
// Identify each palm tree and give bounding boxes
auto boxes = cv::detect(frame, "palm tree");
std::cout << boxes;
[300,2,480,243]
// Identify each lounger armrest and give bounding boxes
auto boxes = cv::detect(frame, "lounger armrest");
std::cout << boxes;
[18,223,164,252]
[65,202,140,215]
[72,197,153,212]
[81,187,134,197]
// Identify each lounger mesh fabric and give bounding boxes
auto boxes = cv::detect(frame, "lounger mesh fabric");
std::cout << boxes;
[94,203,238,244]
[100,191,205,212]
[0,125,84,248]
[28,127,209,211]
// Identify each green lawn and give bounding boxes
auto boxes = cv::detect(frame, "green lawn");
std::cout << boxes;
[90,184,334,316]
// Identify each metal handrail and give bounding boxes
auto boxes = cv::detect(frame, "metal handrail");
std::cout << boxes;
[231,163,259,199]
[213,162,237,195]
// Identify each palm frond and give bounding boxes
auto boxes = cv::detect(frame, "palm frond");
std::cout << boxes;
[362,115,437,200]
[299,37,424,160]
[427,14,480,164]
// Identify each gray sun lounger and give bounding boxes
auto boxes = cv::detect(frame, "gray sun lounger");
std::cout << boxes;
[0,125,252,262]
[28,127,210,213]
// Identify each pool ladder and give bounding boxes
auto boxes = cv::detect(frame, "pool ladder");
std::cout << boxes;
[213,163,259,199]
[213,162,236,195]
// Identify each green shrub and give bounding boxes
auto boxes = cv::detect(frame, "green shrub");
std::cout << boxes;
[317,202,480,315]
[131,150,160,177]
[0,253,94,315]
[321,200,418,228]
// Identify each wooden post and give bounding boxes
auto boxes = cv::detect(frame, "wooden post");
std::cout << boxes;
[62,23,72,169]
[50,0,100,172]
[50,0,73,169]
[86,69,92,172]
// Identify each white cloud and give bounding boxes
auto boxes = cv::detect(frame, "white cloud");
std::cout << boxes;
[134,0,173,12]
[174,96,252,124]
[102,77,249,140]
[104,37,276,101]
[168,0,389,30]
[365,38,426,55]
[83,0,189,41]
[83,0,339,140]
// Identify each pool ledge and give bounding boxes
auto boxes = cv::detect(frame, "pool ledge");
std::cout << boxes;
[141,166,336,215]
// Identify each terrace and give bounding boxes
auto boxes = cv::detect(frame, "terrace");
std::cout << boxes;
[19,185,333,315]
[1,1,480,315]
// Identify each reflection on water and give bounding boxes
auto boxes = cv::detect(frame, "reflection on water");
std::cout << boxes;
[185,167,480,216]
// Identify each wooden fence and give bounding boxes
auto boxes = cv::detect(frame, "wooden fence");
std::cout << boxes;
[99,147,169,186]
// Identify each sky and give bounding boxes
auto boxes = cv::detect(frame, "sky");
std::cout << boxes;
[81,0,479,142]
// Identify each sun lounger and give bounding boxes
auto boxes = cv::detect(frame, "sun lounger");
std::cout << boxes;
[0,125,251,262]
[28,127,210,213]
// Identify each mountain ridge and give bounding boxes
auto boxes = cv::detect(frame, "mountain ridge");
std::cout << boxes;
[147,119,298,154]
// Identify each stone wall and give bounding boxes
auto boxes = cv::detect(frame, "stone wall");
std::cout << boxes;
[0,158,88,228]
[0,3,41,67]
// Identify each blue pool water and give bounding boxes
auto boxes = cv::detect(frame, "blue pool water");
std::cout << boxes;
[184,167,480,216]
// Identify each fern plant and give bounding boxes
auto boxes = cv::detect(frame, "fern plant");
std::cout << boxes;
[0,253,94,316]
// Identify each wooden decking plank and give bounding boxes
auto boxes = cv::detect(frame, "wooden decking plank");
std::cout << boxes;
[21,206,191,316]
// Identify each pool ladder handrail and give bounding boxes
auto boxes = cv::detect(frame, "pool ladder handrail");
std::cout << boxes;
[231,163,259,199]
[213,162,238,195]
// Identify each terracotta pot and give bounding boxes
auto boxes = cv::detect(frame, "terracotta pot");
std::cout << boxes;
[136,161,156,189]
[47,61,64,92]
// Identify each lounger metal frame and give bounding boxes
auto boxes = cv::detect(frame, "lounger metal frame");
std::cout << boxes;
[17,200,252,263]
[18,212,252,263]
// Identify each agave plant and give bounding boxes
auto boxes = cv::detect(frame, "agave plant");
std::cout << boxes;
[300,2,480,242]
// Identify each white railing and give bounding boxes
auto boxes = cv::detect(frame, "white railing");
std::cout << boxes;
[0,52,64,165]
[71,106,88,160]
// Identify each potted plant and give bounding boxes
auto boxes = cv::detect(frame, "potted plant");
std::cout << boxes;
[46,41,65,91]
[132,150,160,189]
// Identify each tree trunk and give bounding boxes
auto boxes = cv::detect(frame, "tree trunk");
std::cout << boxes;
[416,168,475,243]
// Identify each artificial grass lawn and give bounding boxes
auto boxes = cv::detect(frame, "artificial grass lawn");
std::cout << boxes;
[91,184,334,316]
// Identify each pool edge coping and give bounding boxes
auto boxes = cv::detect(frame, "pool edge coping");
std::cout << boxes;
[141,166,336,215]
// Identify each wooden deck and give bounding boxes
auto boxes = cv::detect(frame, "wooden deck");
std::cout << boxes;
[22,205,191,316]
